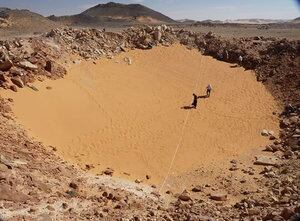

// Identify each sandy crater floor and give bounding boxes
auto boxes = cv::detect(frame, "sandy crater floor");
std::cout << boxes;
[2,44,279,192]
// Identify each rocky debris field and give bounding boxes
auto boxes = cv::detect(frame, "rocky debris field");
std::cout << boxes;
[0,26,299,220]
[0,108,174,221]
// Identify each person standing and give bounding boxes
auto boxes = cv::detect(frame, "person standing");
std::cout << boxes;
[206,84,212,97]
[238,55,243,65]
[225,50,229,60]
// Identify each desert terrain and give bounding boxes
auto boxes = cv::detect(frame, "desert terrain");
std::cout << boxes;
[182,25,300,40]
[2,44,279,192]
[0,2,299,221]
[1,3,300,40]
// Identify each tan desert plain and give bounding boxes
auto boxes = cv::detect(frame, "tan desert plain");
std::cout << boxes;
[2,44,279,192]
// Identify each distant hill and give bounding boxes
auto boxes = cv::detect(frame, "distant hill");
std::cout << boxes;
[49,2,175,26]
[289,17,300,24]
[178,18,292,25]
[200,19,223,24]
[177,19,197,24]
[0,8,60,37]
[224,19,289,24]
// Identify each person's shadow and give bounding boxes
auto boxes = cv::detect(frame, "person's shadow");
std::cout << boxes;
[180,94,208,110]
[181,105,195,110]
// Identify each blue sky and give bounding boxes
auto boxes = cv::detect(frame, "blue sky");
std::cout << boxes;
[0,0,299,20]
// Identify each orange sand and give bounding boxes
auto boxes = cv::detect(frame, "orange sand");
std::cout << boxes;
[2,44,279,190]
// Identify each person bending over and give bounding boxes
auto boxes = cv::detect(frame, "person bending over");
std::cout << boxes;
[192,93,198,108]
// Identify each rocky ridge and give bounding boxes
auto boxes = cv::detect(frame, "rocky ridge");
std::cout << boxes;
[0,8,60,38]
[0,26,299,220]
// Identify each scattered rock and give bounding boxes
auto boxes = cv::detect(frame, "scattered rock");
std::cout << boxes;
[240,179,246,183]
[37,214,52,221]
[9,84,18,92]
[178,190,191,201]
[85,164,94,170]
[229,164,239,171]
[0,184,29,202]
[264,171,276,178]
[292,134,300,138]
[268,130,275,136]
[151,191,160,198]
[135,179,141,184]
[206,31,214,38]
[2,112,12,120]
[248,208,261,216]
[191,185,203,192]
[195,215,213,221]
[18,60,38,70]
[210,193,227,201]
[62,203,68,209]
[166,190,172,194]
[10,67,23,76]
[154,29,162,42]
[46,205,55,211]
[124,57,132,65]
[148,210,155,216]
[66,190,77,197]
[28,208,36,213]
[27,84,39,91]
[230,159,237,164]
[0,58,13,71]
[254,155,278,166]
[69,182,78,189]
[264,145,274,152]
[102,167,114,176]
[283,150,294,158]
[0,72,8,82]
[280,208,295,220]
[11,77,24,88]
[45,60,53,72]
[0,155,13,169]
[261,129,269,136]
